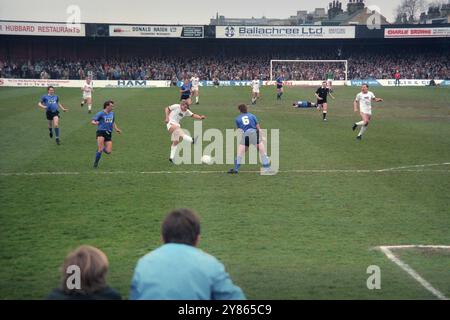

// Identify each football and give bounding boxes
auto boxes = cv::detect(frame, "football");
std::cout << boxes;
[201,155,213,165]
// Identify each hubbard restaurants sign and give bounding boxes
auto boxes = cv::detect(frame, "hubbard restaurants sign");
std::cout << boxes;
[0,21,85,36]
[216,26,355,39]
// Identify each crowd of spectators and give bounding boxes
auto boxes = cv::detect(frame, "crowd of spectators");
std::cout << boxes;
[1,51,448,81]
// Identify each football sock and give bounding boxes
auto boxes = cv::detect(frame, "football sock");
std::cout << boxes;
[94,151,102,164]
[103,147,111,154]
[49,128,53,134]
[358,125,368,136]
[323,111,327,120]
[54,128,60,138]
[195,96,199,103]
[234,156,242,172]
[170,145,177,160]
[182,135,193,144]
[356,121,365,126]
[88,104,92,111]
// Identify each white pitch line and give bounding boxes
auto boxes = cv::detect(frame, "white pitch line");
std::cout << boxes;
[0,172,81,176]
[381,245,450,250]
[379,245,449,300]
[140,170,228,174]
[0,162,449,177]
[376,162,450,172]
[0,169,449,176]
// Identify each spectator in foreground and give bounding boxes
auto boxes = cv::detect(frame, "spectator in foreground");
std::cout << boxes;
[47,245,121,300]
[130,208,245,300]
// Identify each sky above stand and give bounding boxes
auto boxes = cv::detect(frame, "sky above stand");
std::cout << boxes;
[0,0,404,24]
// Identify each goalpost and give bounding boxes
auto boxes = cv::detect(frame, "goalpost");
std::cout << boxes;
[270,60,348,83]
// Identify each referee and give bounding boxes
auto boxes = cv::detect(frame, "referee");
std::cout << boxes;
[315,81,335,121]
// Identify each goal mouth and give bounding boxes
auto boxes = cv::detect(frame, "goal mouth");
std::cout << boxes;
[270,59,348,84]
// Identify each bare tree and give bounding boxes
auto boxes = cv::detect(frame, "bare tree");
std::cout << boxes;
[429,0,448,7]
[394,0,428,22]
[394,4,409,23]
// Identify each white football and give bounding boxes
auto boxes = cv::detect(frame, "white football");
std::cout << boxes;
[201,155,213,165]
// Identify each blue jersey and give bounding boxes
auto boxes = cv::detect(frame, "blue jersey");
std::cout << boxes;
[297,101,309,108]
[93,110,115,132]
[235,113,258,132]
[181,82,192,97]
[276,77,283,86]
[41,94,59,112]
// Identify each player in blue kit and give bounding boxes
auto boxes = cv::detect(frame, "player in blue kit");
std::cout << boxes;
[38,86,69,145]
[275,74,284,101]
[180,78,192,105]
[228,104,270,174]
[292,100,317,108]
[91,100,122,168]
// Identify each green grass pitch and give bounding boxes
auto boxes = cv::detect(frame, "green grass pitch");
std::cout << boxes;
[0,85,449,299]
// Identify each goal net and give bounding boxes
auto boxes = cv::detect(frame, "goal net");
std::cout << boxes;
[270,60,348,83]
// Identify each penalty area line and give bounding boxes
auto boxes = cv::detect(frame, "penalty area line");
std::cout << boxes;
[378,245,450,300]
[376,162,450,172]
[0,169,449,177]
[1,162,449,177]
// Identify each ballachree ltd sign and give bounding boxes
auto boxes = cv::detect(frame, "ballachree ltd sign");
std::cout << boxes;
[216,26,355,39]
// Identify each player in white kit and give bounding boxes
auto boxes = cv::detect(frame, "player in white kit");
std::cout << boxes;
[165,99,206,163]
[81,77,94,113]
[251,78,260,105]
[190,74,200,105]
[352,84,383,140]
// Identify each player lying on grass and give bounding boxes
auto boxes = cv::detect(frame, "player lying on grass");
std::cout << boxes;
[165,99,206,163]
[91,100,122,168]
[352,84,383,140]
[292,101,318,108]
[228,104,270,174]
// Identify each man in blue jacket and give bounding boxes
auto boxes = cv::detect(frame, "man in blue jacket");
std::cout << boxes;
[130,208,246,300]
